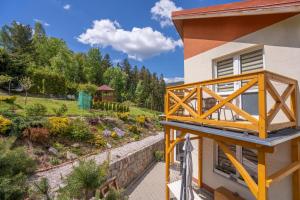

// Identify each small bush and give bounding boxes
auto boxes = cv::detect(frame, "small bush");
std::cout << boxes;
[53,104,68,116]
[92,134,106,147]
[25,103,47,116]
[136,115,146,126]
[69,118,92,141]
[128,125,140,135]
[154,151,164,162]
[105,188,127,200]
[47,117,70,135]
[23,127,49,143]
[0,115,12,135]
[0,137,36,199]
[93,102,129,113]
[0,96,17,104]
[117,112,129,121]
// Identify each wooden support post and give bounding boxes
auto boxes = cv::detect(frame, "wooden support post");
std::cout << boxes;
[258,73,267,139]
[170,129,174,164]
[197,85,202,116]
[291,84,298,128]
[292,139,300,200]
[198,137,203,188]
[258,150,268,200]
[165,126,171,200]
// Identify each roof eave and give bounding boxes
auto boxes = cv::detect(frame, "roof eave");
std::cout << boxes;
[172,5,300,38]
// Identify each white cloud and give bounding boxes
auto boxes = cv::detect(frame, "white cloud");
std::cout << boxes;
[34,19,50,27]
[77,19,183,61]
[164,77,184,84]
[63,4,71,10]
[151,0,182,28]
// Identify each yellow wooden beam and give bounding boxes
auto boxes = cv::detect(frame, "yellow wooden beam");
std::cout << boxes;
[165,126,171,200]
[291,139,300,200]
[168,88,197,116]
[202,86,258,125]
[266,161,300,187]
[258,73,267,139]
[200,78,258,121]
[167,132,187,154]
[258,149,268,200]
[217,141,258,199]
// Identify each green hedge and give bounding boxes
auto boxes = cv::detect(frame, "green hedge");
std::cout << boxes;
[28,69,67,96]
[93,102,129,113]
[0,96,17,104]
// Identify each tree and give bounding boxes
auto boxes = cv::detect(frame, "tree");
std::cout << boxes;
[59,160,108,200]
[135,80,145,106]
[19,77,33,104]
[84,48,103,84]
[103,67,128,102]
[0,74,13,94]
[0,137,36,200]
[0,21,34,64]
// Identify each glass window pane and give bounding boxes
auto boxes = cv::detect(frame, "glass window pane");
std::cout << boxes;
[242,148,258,182]
[242,93,258,115]
[216,145,236,175]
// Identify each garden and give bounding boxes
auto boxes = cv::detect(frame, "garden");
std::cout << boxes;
[0,94,162,199]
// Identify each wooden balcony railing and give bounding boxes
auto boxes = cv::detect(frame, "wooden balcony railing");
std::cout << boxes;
[165,70,298,139]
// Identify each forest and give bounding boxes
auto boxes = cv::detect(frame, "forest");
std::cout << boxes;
[0,21,166,111]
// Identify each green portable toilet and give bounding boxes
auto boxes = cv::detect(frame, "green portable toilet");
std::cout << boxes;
[78,91,92,110]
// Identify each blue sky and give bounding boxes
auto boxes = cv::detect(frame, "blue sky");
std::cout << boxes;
[0,0,239,83]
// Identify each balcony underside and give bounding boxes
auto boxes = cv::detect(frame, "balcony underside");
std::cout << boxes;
[161,120,300,147]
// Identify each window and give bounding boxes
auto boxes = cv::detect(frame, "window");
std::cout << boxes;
[214,48,263,115]
[214,144,258,184]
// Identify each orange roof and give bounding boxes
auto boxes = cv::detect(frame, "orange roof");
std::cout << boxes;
[172,0,300,38]
[97,85,114,91]
[173,0,300,19]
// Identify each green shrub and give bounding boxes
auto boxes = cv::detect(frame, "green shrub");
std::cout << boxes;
[28,68,67,95]
[0,137,36,200]
[136,115,146,126]
[0,96,17,104]
[154,151,164,162]
[92,134,107,147]
[117,112,129,121]
[105,188,127,200]
[25,103,47,116]
[59,160,108,200]
[128,125,140,135]
[29,177,52,200]
[0,115,12,135]
[47,117,70,135]
[69,118,92,141]
[53,104,68,116]
[78,83,98,95]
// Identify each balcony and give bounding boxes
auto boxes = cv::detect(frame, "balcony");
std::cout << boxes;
[164,70,298,139]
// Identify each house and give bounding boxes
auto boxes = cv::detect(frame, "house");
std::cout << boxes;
[162,0,300,200]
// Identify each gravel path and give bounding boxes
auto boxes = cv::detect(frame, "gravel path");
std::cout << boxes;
[31,133,164,191]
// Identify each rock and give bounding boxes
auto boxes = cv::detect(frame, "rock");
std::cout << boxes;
[71,143,80,148]
[66,151,78,160]
[107,143,112,148]
[48,147,58,155]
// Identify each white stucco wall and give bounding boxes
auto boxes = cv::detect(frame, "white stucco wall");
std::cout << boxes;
[183,14,300,200]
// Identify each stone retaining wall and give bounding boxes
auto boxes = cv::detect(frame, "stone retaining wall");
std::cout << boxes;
[109,138,164,188]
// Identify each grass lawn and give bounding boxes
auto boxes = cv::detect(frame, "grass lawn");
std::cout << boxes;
[0,94,161,118]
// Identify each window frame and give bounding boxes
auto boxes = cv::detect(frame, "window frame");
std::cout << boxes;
[214,143,257,187]
[213,46,265,117]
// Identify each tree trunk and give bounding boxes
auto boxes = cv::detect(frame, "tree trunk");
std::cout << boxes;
[8,80,11,95]
[25,91,28,105]
[85,189,89,200]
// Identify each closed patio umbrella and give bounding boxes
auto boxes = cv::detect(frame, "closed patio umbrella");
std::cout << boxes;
[180,134,194,200]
